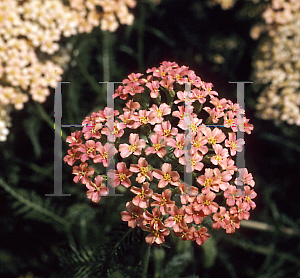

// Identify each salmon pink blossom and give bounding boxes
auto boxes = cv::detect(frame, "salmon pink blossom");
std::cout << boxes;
[225,214,240,233]
[145,133,167,158]
[72,162,94,185]
[66,131,83,146]
[212,206,230,229]
[121,201,144,228]
[235,168,255,187]
[146,80,160,98]
[143,207,166,230]
[211,144,229,168]
[164,205,187,232]
[194,227,210,246]
[193,191,219,215]
[202,127,226,145]
[64,147,81,166]
[78,140,99,162]
[108,162,132,188]
[178,183,199,204]
[151,189,175,215]
[154,121,178,138]
[242,186,257,210]
[179,151,204,173]
[130,182,153,208]
[166,133,186,158]
[118,133,146,158]
[143,226,170,245]
[225,132,245,156]
[153,163,180,188]
[130,157,153,183]
[86,176,108,203]
[230,200,250,220]
[149,103,171,123]
[184,204,204,224]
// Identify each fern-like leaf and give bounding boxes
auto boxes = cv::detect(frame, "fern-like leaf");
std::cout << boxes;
[0,178,70,232]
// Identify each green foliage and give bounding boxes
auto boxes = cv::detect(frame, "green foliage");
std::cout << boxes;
[160,252,193,278]
[23,113,42,159]
[202,235,218,268]
[57,226,143,278]
[57,244,104,278]
[0,178,69,233]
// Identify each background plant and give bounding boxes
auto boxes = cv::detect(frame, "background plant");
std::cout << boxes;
[1,0,300,277]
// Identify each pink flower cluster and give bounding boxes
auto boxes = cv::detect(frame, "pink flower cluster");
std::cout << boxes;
[0,0,136,141]
[64,61,256,246]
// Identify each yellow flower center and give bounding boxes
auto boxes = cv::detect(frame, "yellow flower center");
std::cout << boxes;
[128,143,137,152]
[214,155,222,162]
[138,190,146,199]
[189,124,197,132]
[91,182,104,192]
[113,128,119,135]
[157,109,162,117]
[79,171,86,176]
[140,166,148,176]
[163,129,170,136]
[204,200,211,206]
[245,196,251,202]
[193,141,201,148]
[153,216,160,223]
[229,142,237,149]
[176,142,184,149]
[132,212,139,218]
[103,152,108,159]
[87,147,94,155]
[140,116,149,124]
[189,158,196,167]
[153,143,161,151]
[174,215,182,223]
[152,230,160,237]
[160,197,167,206]
[118,173,127,181]
[208,137,217,145]
[226,119,233,126]
[163,173,172,182]
[124,117,131,124]
[204,178,213,187]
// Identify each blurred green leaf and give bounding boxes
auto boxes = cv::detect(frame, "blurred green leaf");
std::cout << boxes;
[202,235,218,268]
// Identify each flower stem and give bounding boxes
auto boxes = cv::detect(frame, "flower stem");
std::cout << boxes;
[35,102,68,142]
[141,242,151,278]
[103,31,110,82]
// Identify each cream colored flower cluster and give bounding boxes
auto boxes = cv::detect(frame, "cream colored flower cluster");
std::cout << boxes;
[251,0,300,125]
[0,0,136,142]
[206,0,237,10]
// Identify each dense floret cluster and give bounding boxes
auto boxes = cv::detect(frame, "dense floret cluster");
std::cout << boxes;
[251,0,300,125]
[0,0,136,141]
[65,61,256,245]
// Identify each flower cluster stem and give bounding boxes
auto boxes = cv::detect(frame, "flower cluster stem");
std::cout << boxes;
[141,241,151,278]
